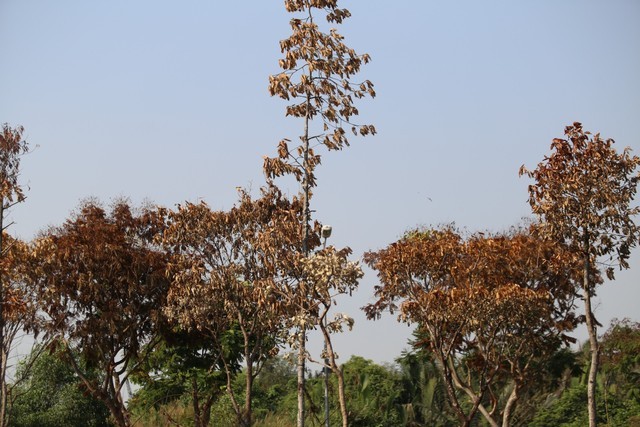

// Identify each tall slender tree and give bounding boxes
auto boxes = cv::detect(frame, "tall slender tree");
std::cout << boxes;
[0,124,29,427]
[520,122,640,427]
[265,2,375,425]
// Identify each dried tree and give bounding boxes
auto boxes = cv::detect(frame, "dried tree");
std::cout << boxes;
[265,1,375,424]
[162,187,306,427]
[520,122,640,426]
[364,225,583,427]
[0,124,29,427]
[28,201,168,427]
[0,235,38,427]
[297,247,362,426]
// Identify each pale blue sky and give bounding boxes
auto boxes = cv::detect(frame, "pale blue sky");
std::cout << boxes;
[1,1,639,364]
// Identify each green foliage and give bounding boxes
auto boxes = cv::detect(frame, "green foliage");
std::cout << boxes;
[529,381,640,427]
[263,356,405,426]
[341,356,403,426]
[9,347,111,427]
[600,318,640,395]
[530,322,640,427]
[128,326,238,427]
[395,350,455,427]
[251,356,297,419]
[506,347,583,425]
[529,383,589,427]
[13,339,637,427]
[105,320,640,426]
[129,355,297,426]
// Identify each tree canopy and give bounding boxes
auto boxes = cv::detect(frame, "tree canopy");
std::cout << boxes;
[28,201,168,427]
[521,122,640,426]
[365,224,585,426]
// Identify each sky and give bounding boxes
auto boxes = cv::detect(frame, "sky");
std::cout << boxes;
[1,0,639,366]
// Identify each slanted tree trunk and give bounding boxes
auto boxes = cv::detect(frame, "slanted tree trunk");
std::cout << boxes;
[320,316,348,427]
[501,383,520,427]
[111,373,131,427]
[445,355,498,427]
[100,379,130,427]
[65,346,131,427]
[201,397,214,427]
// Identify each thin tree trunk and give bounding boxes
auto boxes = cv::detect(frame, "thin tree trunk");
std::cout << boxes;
[0,347,6,427]
[476,401,498,427]
[446,356,498,427]
[243,354,253,427]
[0,202,6,427]
[437,351,469,426]
[321,318,348,427]
[193,376,203,427]
[223,358,242,425]
[584,244,599,427]
[501,383,519,427]
[297,328,306,427]
[297,38,313,427]
[335,365,347,427]
[297,134,311,427]
[201,396,214,427]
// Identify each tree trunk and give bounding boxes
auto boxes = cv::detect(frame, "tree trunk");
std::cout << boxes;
[501,383,519,427]
[584,251,599,427]
[445,355,497,427]
[111,374,131,427]
[193,376,203,427]
[0,346,6,427]
[475,400,498,427]
[323,360,330,427]
[65,347,130,427]
[105,398,130,427]
[437,352,469,426]
[327,331,347,427]
[319,305,347,427]
[297,330,306,427]
[201,396,214,427]
[243,354,253,427]
[297,46,313,427]
[0,202,5,427]
[223,359,242,425]
[335,365,347,427]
